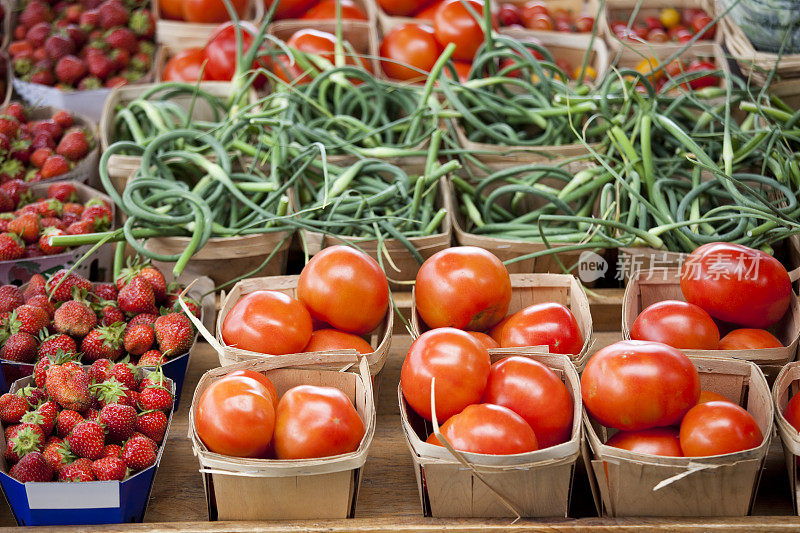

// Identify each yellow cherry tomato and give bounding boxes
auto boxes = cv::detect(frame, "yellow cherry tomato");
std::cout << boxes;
[573,65,597,80]
[660,8,680,29]
[635,57,663,84]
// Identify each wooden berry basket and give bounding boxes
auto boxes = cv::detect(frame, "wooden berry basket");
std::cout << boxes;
[721,12,800,84]
[773,361,800,515]
[188,353,376,520]
[582,356,773,517]
[399,351,582,518]
[621,268,800,366]
[153,0,264,52]
[410,272,593,370]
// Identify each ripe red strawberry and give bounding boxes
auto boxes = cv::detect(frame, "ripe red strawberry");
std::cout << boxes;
[135,410,167,444]
[136,349,164,367]
[46,363,92,412]
[121,435,156,471]
[31,133,56,151]
[138,385,172,413]
[9,304,49,335]
[99,303,125,326]
[25,23,50,48]
[153,313,193,357]
[98,0,129,28]
[18,385,47,407]
[41,216,66,230]
[0,393,28,424]
[55,55,87,85]
[88,358,114,384]
[38,334,78,360]
[126,313,158,331]
[0,332,38,362]
[7,213,40,243]
[129,8,155,38]
[5,423,45,462]
[93,283,117,301]
[111,362,138,390]
[44,34,77,61]
[102,444,122,457]
[40,154,71,179]
[65,25,88,48]
[43,439,76,472]
[58,457,95,481]
[46,269,92,302]
[79,8,100,28]
[34,198,63,218]
[1,180,29,205]
[105,27,138,54]
[80,199,112,224]
[99,403,136,442]
[56,409,83,439]
[81,323,125,362]
[66,219,94,235]
[30,147,53,168]
[39,227,67,254]
[0,116,20,138]
[0,284,24,313]
[67,420,105,460]
[0,189,13,212]
[124,324,154,356]
[118,276,155,315]
[91,456,126,480]
[10,451,53,482]
[56,129,90,161]
[138,266,166,303]
[25,294,55,318]
[46,182,77,202]
[19,1,53,28]
[54,299,97,337]
[23,275,47,302]
[0,232,26,261]
[1,103,27,123]
[91,376,134,407]
[86,408,101,422]
[21,400,58,437]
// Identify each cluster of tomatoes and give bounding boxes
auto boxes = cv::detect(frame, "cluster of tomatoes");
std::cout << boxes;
[634,55,720,92]
[610,7,715,43]
[195,368,365,459]
[400,246,583,454]
[220,245,388,356]
[160,0,368,23]
[498,1,594,33]
[630,243,792,352]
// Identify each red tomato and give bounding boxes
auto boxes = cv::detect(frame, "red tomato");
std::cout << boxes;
[297,246,389,335]
[686,59,719,89]
[521,0,548,18]
[692,14,715,38]
[783,394,800,432]
[554,18,571,32]
[550,7,569,20]
[606,427,683,456]
[680,243,792,329]
[524,12,552,30]
[415,246,511,331]
[401,327,490,421]
[647,28,668,42]
[426,404,538,454]
[482,356,573,448]
[449,60,472,82]
[159,0,185,19]
[266,0,318,19]
[182,0,246,23]
[163,48,210,82]
[679,401,763,456]
[433,0,496,61]
[681,8,704,25]
[204,22,260,83]
[415,0,444,19]
[581,340,700,431]
[377,0,433,16]
[221,290,313,354]
[675,29,693,43]
[195,376,275,457]
[303,328,373,354]
[301,0,368,20]
[574,14,594,32]
[271,28,338,84]
[489,303,583,355]
[697,390,732,404]
[379,23,442,81]
[467,331,499,349]
[718,329,782,350]
[498,3,522,26]
[629,300,719,350]
[273,385,364,459]
[226,369,279,408]
[643,15,663,31]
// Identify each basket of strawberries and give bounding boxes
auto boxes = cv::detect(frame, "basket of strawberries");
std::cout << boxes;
[0,363,175,525]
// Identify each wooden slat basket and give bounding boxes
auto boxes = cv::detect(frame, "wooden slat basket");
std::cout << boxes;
[773,361,800,515]
[154,0,264,52]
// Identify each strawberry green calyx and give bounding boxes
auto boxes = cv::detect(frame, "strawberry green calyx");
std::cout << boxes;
[90,377,129,405]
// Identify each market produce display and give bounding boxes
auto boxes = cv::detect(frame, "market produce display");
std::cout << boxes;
[608,7,715,43]
[158,0,247,22]
[498,1,594,33]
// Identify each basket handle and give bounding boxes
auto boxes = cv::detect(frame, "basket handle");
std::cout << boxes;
[178,282,224,354]
[790,267,800,283]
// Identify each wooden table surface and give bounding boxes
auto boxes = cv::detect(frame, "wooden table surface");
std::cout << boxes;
[1,308,799,531]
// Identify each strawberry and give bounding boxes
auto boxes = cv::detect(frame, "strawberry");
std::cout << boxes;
[135,410,167,444]
[111,362,138,390]
[93,283,117,301]
[91,456,127,481]
[98,0,129,29]
[54,299,97,337]
[7,213,40,243]
[0,189,13,212]
[1,103,27,123]
[118,276,155,316]
[10,451,53,482]
[0,393,29,424]
[91,376,134,407]
[154,312,193,357]
[44,34,77,61]
[19,1,53,27]
[0,284,24,313]
[126,313,158,330]
[138,385,172,413]
[137,349,164,367]
[130,51,151,71]
[79,8,100,28]
[63,202,84,217]
[26,295,55,318]
[81,323,125,362]
[105,27,138,54]
[9,304,49,335]
[102,444,122,457]
[58,457,95,481]
[43,439,76,472]
[0,232,25,260]
[65,25,89,49]
[30,147,53,168]
[172,296,200,317]
[121,435,156,471]
[139,265,166,303]
[23,274,47,301]
[46,363,92,412]
[39,227,67,254]
[5,423,45,462]
[129,9,155,38]
[67,420,105,460]
[56,129,90,161]
[38,334,78,360]
[88,358,114,384]
[0,116,20,138]
[21,401,58,437]
[56,410,83,439]
[0,160,25,183]
[55,55,87,85]
[47,182,77,203]
[18,385,47,407]
[66,219,94,235]
[65,4,84,23]
[124,324,154,356]
[99,303,125,326]
[50,111,74,130]
[25,23,51,49]
[34,198,63,218]
[40,154,71,179]
[80,199,111,225]
[99,403,136,442]
[0,332,38,362]
[46,269,92,302]
[0,179,29,205]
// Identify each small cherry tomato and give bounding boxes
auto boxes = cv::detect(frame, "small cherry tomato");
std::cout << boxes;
[682,8,704,25]
[426,404,538,455]
[574,14,594,32]
[660,7,680,29]
[718,329,783,350]
[606,427,683,456]
[521,0,549,19]
[630,300,720,350]
[524,12,553,30]
[498,3,522,26]
[692,14,715,39]
[554,18,572,32]
[647,28,668,42]
[643,15,663,31]
[679,401,763,456]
